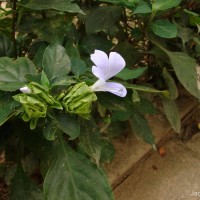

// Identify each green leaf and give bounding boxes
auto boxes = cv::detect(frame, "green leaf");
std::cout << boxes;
[116,67,147,80]
[85,6,122,35]
[133,0,152,14]
[55,113,80,140]
[79,119,102,166]
[33,43,48,67]
[80,35,112,55]
[0,33,14,57]
[151,19,177,38]
[132,89,140,103]
[0,57,36,91]
[99,0,138,7]
[51,75,76,88]
[113,41,141,68]
[130,112,155,145]
[0,92,19,126]
[22,0,83,14]
[133,98,158,115]
[112,111,131,121]
[99,140,115,163]
[152,0,181,11]
[163,68,178,99]
[43,40,71,81]
[67,44,87,77]
[41,71,50,89]
[177,27,193,47]
[32,16,70,43]
[44,136,114,200]
[107,121,124,137]
[165,51,200,99]
[162,98,180,133]
[71,56,87,77]
[10,165,43,200]
[97,93,129,111]
[43,122,57,141]
[0,82,27,91]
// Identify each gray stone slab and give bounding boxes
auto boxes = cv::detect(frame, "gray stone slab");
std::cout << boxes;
[106,95,198,188]
[114,134,200,200]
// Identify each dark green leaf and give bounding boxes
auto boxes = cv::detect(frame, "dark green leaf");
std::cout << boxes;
[55,113,80,140]
[107,121,124,137]
[0,92,19,126]
[131,28,143,40]
[151,19,177,38]
[0,82,27,91]
[162,98,180,133]
[41,71,50,89]
[97,93,128,111]
[33,43,48,67]
[165,51,200,100]
[133,98,158,115]
[79,119,102,165]
[80,35,112,55]
[99,0,138,7]
[113,41,141,68]
[152,0,181,11]
[71,56,87,77]
[44,138,114,200]
[163,68,178,99]
[0,57,36,91]
[85,6,122,35]
[43,122,57,141]
[0,33,14,57]
[177,27,193,47]
[32,16,70,43]
[99,140,115,163]
[111,111,131,121]
[43,40,71,81]
[0,57,36,82]
[67,44,87,77]
[20,126,54,160]
[51,75,77,88]
[116,67,147,80]
[10,165,43,200]
[130,112,155,145]
[133,0,152,14]
[22,0,83,14]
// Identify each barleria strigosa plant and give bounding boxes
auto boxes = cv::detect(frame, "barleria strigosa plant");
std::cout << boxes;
[0,0,200,199]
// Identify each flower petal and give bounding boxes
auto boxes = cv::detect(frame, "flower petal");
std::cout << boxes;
[92,66,106,81]
[90,79,127,97]
[105,52,126,80]
[20,86,32,94]
[90,50,109,73]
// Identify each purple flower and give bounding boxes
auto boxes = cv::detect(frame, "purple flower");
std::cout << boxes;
[90,50,127,97]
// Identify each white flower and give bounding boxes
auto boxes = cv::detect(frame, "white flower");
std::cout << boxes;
[90,50,127,97]
[20,86,32,94]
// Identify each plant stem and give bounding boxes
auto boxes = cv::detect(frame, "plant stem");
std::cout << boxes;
[12,0,17,59]
[122,7,129,38]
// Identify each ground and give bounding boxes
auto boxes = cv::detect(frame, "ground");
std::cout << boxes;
[114,133,200,200]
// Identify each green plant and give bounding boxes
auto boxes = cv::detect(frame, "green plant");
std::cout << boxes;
[0,0,200,199]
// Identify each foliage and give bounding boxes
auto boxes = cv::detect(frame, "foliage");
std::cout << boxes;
[0,0,200,199]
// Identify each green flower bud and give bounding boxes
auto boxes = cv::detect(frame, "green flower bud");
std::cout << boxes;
[29,82,63,110]
[13,94,47,130]
[62,82,97,119]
